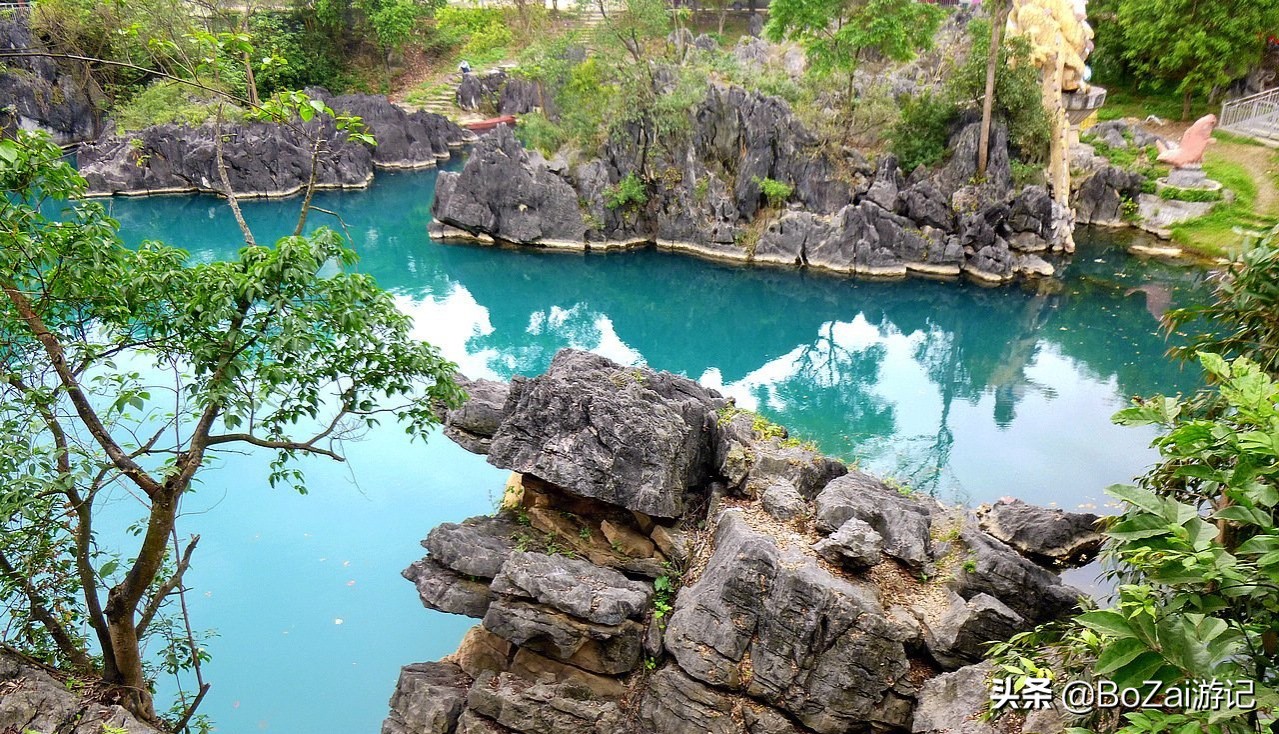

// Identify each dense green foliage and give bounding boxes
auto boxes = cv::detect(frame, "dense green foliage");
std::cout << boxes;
[605,172,650,210]
[312,0,445,55]
[890,19,1050,172]
[246,12,343,98]
[754,176,795,207]
[0,129,460,722]
[991,230,1279,734]
[1166,239,1279,375]
[764,0,944,98]
[1088,0,1279,118]
[890,92,954,172]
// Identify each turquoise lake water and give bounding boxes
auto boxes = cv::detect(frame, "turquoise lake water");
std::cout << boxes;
[99,168,1207,732]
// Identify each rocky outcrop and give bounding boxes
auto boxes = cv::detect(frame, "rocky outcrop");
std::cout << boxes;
[431,83,1067,285]
[458,70,545,116]
[77,91,472,197]
[1072,164,1144,227]
[384,349,1086,734]
[975,498,1102,566]
[0,649,164,734]
[0,10,100,144]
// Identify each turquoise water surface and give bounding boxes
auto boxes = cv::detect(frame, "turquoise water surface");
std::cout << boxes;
[101,168,1206,732]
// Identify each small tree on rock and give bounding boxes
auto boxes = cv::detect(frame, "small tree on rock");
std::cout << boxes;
[0,130,463,724]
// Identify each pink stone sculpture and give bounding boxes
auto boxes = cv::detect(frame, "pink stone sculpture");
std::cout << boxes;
[1156,114,1217,167]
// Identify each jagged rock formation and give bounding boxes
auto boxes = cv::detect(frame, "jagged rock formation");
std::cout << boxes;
[385,349,1096,734]
[430,84,1067,284]
[0,10,100,144]
[76,90,473,197]
[457,70,545,116]
[0,649,164,734]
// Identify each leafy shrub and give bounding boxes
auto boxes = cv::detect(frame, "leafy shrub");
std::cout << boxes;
[890,92,952,172]
[113,82,239,132]
[459,17,512,62]
[753,176,794,207]
[248,11,341,96]
[605,172,648,210]
[890,22,1052,174]
[950,22,1051,163]
[516,112,566,156]
[426,6,506,55]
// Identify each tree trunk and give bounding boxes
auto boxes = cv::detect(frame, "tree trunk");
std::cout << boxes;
[978,0,1010,178]
[105,612,155,719]
[101,489,182,722]
[243,52,259,107]
[1182,89,1193,121]
[718,7,727,34]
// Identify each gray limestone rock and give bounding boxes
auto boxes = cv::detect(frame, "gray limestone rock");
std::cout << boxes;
[79,90,469,196]
[639,666,746,734]
[1072,165,1144,226]
[865,154,904,211]
[486,350,726,518]
[815,472,934,569]
[466,672,623,734]
[951,526,1082,623]
[912,661,997,734]
[382,662,471,734]
[0,11,99,145]
[665,512,913,734]
[425,516,522,579]
[0,649,165,734]
[813,516,883,570]
[433,125,588,245]
[1008,186,1054,236]
[404,558,496,618]
[936,121,1011,202]
[975,499,1102,566]
[924,592,1026,670]
[489,552,651,626]
[443,377,514,454]
[482,598,644,675]
[761,482,809,521]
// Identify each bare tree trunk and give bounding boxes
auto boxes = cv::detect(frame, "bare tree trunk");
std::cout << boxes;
[978,0,1010,178]
[1182,89,1193,121]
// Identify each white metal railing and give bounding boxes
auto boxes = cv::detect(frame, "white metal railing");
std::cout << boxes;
[0,2,32,10]
[1221,87,1279,138]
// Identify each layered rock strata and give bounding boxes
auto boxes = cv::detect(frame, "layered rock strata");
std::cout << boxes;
[77,90,473,197]
[430,84,1068,284]
[385,349,1098,734]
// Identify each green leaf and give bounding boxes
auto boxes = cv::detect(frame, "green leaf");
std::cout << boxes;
[1077,610,1136,639]
[1198,351,1229,378]
[1093,637,1150,675]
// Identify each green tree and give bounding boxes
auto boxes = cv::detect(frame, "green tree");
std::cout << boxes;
[1106,0,1279,119]
[310,0,444,58]
[0,130,462,723]
[764,0,944,101]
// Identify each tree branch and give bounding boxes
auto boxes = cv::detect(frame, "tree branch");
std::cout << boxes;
[0,280,163,498]
[214,109,256,248]
[0,548,94,672]
[203,432,346,462]
[136,534,200,639]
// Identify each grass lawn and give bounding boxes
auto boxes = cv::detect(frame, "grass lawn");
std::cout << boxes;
[1096,87,1216,123]
[1170,137,1279,257]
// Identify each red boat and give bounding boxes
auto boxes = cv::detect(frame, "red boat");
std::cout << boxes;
[465,115,517,133]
